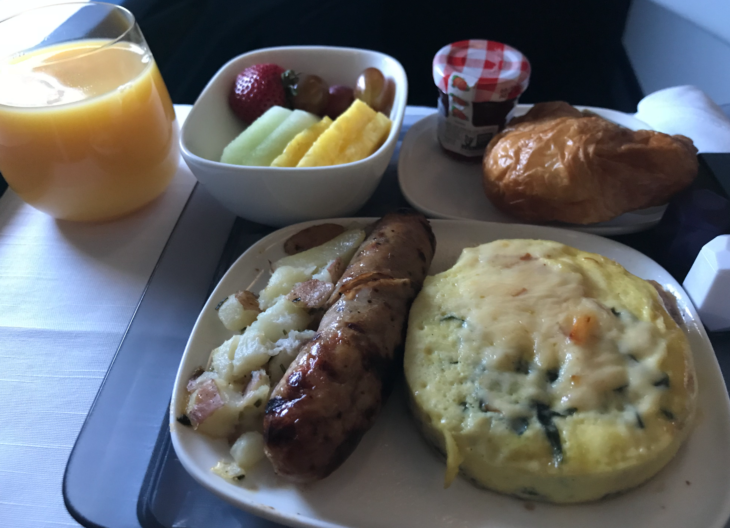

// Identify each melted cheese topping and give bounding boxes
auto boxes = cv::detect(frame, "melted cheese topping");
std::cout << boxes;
[447,243,667,421]
[404,239,696,502]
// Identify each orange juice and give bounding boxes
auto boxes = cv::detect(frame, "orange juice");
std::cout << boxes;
[0,39,179,221]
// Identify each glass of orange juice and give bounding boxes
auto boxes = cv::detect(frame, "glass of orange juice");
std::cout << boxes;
[0,2,179,222]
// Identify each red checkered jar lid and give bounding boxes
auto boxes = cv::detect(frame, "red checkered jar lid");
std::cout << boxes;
[433,40,531,103]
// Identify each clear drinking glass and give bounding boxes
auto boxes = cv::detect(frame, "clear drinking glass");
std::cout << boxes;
[0,2,179,222]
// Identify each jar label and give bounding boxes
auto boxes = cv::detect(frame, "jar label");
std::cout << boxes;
[437,96,499,157]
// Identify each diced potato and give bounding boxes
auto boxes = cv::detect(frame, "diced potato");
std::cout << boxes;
[239,405,265,433]
[186,370,217,392]
[259,265,315,311]
[217,291,260,331]
[232,299,310,378]
[312,264,334,284]
[259,229,364,311]
[241,369,270,410]
[267,329,315,384]
[257,298,310,343]
[271,116,333,167]
[297,100,376,167]
[186,378,245,438]
[230,431,266,470]
[273,228,365,273]
[232,332,275,379]
[208,335,240,382]
[212,461,245,481]
[339,111,391,164]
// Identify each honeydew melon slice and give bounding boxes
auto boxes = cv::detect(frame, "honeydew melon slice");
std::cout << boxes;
[246,110,320,167]
[220,106,291,165]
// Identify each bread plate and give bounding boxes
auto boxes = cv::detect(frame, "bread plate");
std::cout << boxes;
[170,218,730,528]
[398,106,668,235]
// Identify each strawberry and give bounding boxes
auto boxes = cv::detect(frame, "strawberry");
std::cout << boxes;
[229,63,294,123]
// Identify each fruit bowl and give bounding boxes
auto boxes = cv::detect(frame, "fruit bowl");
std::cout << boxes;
[180,46,408,226]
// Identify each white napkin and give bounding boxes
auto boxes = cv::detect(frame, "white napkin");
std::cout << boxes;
[635,85,730,153]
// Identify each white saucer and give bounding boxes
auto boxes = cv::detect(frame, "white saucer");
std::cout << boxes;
[398,106,666,236]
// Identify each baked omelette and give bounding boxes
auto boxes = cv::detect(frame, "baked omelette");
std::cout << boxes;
[404,239,696,503]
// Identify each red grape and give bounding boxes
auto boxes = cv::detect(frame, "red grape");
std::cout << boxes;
[354,68,384,109]
[353,68,395,114]
[324,85,354,119]
[378,78,395,115]
[291,74,329,115]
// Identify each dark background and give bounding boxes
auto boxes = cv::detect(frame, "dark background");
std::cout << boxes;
[117,0,642,111]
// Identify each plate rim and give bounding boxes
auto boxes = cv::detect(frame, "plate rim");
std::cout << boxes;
[170,217,730,528]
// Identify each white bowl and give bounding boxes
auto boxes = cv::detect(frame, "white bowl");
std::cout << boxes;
[180,46,408,226]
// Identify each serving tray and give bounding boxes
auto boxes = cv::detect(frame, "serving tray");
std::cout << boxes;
[62,116,730,527]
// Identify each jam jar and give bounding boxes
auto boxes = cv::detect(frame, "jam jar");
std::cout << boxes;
[432,40,531,160]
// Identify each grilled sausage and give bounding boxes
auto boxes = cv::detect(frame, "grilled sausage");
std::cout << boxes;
[263,211,436,482]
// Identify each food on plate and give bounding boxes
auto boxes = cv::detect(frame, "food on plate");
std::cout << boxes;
[283,223,346,254]
[179,227,366,480]
[229,63,292,123]
[297,99,391,167]
[243,109,319,167]
[271,116,333,167]
[506,100,584,125]
[220,106,292,165]
[264,211,436,482]
[290,73,330,115]
[324,85,355,119]
[213,431,267,480]
[432,40,531,160]
[404,239,697,503]
[482,101,699,224]
[354,67,395,115]
[272,227,365,277]
[216,290,261,332]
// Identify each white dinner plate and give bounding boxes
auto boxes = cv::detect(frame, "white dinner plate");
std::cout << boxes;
[398,106,667,235]
[170,218,730,528]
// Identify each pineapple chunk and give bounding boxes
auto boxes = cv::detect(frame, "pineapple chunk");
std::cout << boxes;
[271,117,332,167]
[340,111,392,164]
[297,100,376,167]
